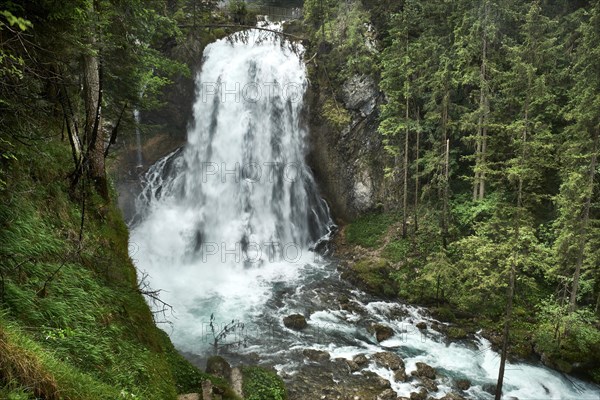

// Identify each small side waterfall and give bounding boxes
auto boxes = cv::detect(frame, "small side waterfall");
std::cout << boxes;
[133,108,144,168]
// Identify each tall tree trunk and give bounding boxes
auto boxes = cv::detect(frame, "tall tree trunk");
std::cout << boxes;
[403,92,409,238]
[414,108,420,233]
[474,1,489,201]
[443,138,450,249]
[441,89,450,249]
[82,0,108,199]
[569,126,599,312]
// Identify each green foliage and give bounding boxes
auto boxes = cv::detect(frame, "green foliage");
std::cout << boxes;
[345,212,396,248]
[320,98,350,130]
[241,366,287,400]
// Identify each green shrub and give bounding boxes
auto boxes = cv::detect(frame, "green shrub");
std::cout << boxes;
[241,366,286,400]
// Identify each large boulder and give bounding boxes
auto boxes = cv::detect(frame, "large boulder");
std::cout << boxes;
[373,352,405,371]
[283,314,307,330]
[353,354,369,366]
[411,362,436,379]
[303,349,331,362]
[455,379,471,391]
[377,388,397,400]
[418,377,438,392]
[370,323,395,342]
[409,388,427,400]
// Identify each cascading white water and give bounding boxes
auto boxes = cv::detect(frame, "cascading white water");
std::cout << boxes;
[130,24,332,352]
[129,25,600,400]
[133,108,143,168]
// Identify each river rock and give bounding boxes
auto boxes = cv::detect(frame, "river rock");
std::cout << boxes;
[362,371,392,390]
[482,383,497,395]
[455,379,471,391]
[345,359,361,372]
[415,321,427,330]
[418,377,438,392]
[409,388,427,400]
[303,349,331,362]
[283,314,307,330]
[394,369,407,382]
[370,323,395,342]
[205,355,231,379]
[373,351,405,371]
[440,393,466,400]
[377,388,397,400]
[353,354,369,366]
[411,362,436,379]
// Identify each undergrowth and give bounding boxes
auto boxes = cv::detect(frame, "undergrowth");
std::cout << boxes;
[0,134,220,398]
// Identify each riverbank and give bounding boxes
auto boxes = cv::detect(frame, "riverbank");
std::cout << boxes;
[332,212,600,386]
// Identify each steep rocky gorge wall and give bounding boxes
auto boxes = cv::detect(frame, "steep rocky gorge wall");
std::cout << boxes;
[305,71,387,222]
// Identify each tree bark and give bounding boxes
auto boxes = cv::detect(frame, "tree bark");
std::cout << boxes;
[82,0,108,199]
[414,109,420,233]
[569,126,599,312]
[474,1,489,201]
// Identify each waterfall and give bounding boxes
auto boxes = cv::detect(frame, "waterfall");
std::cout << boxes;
[130,24,333,351]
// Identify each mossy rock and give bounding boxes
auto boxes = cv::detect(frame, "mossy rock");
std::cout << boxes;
[206,356,231,380]
[447,327,467,340]
[431,307,456,323]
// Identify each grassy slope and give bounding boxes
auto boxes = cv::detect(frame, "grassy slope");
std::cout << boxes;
[0,126,239,399]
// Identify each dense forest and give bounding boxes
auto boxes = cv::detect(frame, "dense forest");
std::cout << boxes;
[2,0,600,398]
[304,0,600,385]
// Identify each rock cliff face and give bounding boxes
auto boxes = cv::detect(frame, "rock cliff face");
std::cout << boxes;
[305,72,387,222]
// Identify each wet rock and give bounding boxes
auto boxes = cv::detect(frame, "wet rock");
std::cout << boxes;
[205,356,231,380]
[353,354,369,366]
[416,321,427,330]
[373,351,405,371]
[482,383,497,395]
[303,349,331,362]
[418,377,438,392]
[283,314,307,330]
[370,323,395,342]
[455,379,471,391]
[394,369,407,382]
[409,388,427,400]
[361,371,392,390]
[377,388,397,400]
[345,359,361,372]
[440,393,466,400]
[411,362,436,379]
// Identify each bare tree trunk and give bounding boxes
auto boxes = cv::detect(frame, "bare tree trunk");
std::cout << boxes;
[403,92,409,238]
[569,126,599,312]
[474,1,489,201]
[414,109,420,233]
[443,138,450,249]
